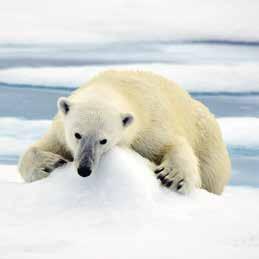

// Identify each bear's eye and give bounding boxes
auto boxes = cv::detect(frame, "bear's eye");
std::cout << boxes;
[74,133,82,140]
[99,139,107,145]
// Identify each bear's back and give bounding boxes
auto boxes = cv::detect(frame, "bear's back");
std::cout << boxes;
[87,70,193,111]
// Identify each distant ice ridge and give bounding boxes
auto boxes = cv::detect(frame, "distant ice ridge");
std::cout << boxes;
[0,147,259,259]
[1,117,259,157]
[1,63,259,93]
[1,0,259,44]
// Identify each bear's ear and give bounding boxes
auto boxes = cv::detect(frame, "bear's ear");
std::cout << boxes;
[121,113,134,127]
[57,97,71,115]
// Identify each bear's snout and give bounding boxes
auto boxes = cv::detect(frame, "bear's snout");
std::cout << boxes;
[77,166,92,177]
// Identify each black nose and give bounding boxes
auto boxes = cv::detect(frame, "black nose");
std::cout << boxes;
[77,166,92,177]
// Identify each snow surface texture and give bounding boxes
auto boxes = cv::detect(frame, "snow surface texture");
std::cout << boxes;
[1,64,259,92]
[1,117,258,157]
[1,0,259,44]
[0,147,259,259]
[0,118,50,156]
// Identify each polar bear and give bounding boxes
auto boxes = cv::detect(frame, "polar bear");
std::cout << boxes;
[18,71,231,194]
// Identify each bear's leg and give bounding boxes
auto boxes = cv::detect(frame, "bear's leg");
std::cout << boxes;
[18,147,68,182]
[154,137,201,194]
[199,144,231,195]
[18,124,71,182]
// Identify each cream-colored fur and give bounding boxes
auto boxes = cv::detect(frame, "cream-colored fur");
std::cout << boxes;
[19,70,231,194]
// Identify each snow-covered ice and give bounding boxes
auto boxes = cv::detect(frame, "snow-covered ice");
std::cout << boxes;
[218,117,259,147]
[0,118,50,156]
[0,147,258,259]
[1,64,259,92]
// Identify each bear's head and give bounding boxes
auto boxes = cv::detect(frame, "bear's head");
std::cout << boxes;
[57,97,134,177]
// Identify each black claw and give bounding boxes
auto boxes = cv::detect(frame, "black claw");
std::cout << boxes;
[161,178,168,185]
[157,174,164,180]
[177,179,184,190]
[55,159,67,167]
[154,167,164,174]
[43,167,52,173]
[158,173,169,182]
[166,180,173,187]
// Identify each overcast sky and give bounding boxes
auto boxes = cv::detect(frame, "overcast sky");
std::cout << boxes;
[1,0,259,44]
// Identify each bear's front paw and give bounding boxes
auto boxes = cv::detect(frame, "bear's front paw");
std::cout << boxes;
[154,163,199,194]
[19,148,67,183]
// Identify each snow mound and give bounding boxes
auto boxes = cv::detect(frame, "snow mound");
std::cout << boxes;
[0,147,259,258]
